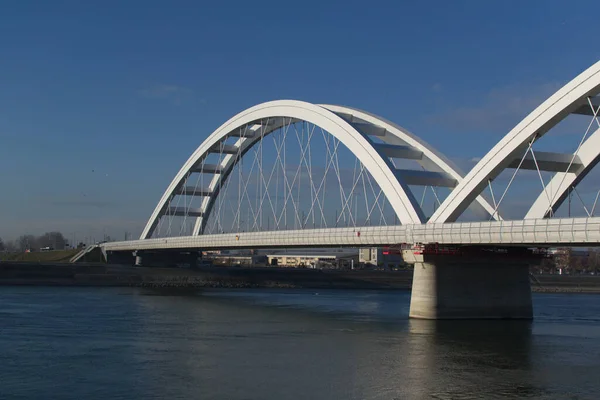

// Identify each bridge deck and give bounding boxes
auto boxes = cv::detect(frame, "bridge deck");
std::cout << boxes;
[101,217,600,252]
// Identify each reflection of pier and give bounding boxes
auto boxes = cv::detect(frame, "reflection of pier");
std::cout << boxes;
[131,290,537,399]
[405,319,536,399]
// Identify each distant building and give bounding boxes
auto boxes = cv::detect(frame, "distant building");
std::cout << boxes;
[205,247,408,270]
[360,247,407,269]
[359,247,382,266]
[209,254,267,266]
[266,248,358,269]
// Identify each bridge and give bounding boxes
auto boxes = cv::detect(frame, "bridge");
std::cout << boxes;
[104,217,600,251]
[100,60,600,320]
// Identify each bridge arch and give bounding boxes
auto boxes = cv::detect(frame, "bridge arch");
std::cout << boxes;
[141,100,497,239]
[321,104,498,220]
[525,126,600,219]
[430,60,600,223]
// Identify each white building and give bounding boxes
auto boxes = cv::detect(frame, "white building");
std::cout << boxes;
[266,248,358,269]
[360,247,407,269]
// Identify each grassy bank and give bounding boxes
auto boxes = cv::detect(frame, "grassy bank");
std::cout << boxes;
[0,249,81,263]
[1,262,599,293]
[0,263,413,289]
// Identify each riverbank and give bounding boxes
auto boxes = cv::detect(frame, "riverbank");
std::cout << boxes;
[0,249,82,263]
[1,262,600,293]
[530,274,600,293]
[0,263,413,289]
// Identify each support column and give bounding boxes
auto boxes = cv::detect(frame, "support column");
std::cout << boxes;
[134,251,144,266]
[404,247,535,319]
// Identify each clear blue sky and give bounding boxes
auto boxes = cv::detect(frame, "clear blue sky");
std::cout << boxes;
[1,0,599,242]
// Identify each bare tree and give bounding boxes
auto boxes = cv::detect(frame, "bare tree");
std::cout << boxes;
[10,232,70,252]
[4,240,17,252]
[38,232,66,250]
[17,235,37,251]
[0,237,4,252]
[588,248,600,273]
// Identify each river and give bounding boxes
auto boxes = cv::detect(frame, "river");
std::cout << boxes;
[1,287,599,399]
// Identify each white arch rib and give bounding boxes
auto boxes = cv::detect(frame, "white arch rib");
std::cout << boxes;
[141,100,427,239]
[320,105,499,220]
[525,127,600,219]
[430,60,600,223]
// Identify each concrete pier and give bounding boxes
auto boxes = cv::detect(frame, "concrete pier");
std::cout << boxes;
[405,248,535,320]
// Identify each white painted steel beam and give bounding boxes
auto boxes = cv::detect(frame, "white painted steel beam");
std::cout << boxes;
[396,169,458,187]
[248,118,283,127]
[228,126,257,138]
[189,164,223,174]
[508,151,583,173]
[209,143,239,154]
[374,143,423,160]
[351,122,387,137]
[166,207,203,217]
[174,187,212,196]
[572,96,600,115]
[332,111,355,123]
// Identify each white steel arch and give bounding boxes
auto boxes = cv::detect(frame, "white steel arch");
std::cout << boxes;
[525,126,600,219]
[430,60,600,223]
[141,100,497,239]
[320,104,498,220]
[142,100,422,239]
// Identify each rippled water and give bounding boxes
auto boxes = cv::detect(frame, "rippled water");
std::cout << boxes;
[1,287,599,399]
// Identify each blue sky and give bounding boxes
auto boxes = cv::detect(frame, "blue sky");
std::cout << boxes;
[1,0,599,242]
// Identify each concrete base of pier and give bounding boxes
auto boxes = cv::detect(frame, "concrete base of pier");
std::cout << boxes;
[408,255,533,320]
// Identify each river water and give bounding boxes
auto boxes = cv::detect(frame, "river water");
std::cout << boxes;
[1,287,599,399]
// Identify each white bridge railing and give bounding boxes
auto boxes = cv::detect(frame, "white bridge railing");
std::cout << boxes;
[101,217,600,252]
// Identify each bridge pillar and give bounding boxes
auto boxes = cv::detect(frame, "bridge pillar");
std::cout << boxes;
[404,246,536,319]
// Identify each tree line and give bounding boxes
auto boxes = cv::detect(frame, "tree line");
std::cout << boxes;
[0,232,81,252]
[534,248,600,275]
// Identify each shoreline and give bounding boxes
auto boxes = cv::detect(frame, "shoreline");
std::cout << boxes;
[1,262,600,293]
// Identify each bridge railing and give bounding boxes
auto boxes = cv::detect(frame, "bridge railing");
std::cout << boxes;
[100,217,600,252]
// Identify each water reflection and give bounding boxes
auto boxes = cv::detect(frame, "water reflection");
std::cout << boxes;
[404,319,544,399]
[2,287,598,400]
[129,290,547,399]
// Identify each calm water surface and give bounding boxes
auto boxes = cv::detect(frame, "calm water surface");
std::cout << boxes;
[1,287,599,399]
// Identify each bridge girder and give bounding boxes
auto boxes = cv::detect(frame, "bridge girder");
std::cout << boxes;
[104,216,600,252]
